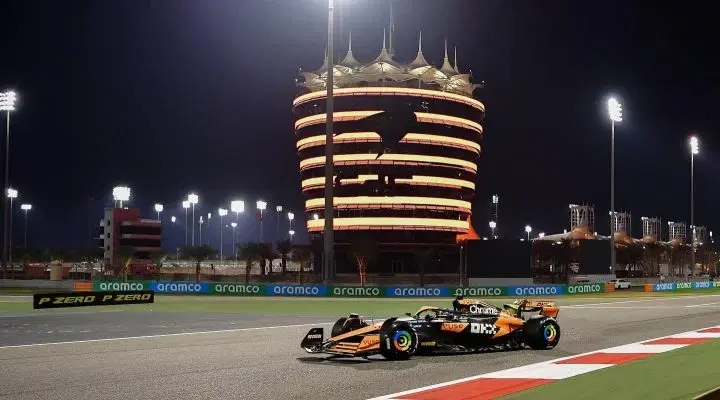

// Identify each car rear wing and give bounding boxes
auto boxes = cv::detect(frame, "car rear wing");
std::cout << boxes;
[514,299,559,319]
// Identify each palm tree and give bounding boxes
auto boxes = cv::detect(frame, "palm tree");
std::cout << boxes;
[291,246,312,284]
[180,245,216,282]
[116,245,136,280]
[238,242,260,283]
[149,250,168,280]
[276,239,292,274]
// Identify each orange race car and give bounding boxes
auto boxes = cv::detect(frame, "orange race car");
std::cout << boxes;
[300,296,560,360]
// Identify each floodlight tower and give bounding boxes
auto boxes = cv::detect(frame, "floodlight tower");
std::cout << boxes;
[257,200,267,241]
[276,205,283,238]
[288,211,295,236]
[1,90,17,274]
[188,193,198,245]
[230,222,238,265]
[182,200,190,245]
[20,204,31,248]
[154,203,163,220]
[607,96,623,271]
[112,186,130,208]
[525,225,532,241]
[489,220,496,239]
[690,136,699,274]
[218,208,228,265]
[6,188,17,264]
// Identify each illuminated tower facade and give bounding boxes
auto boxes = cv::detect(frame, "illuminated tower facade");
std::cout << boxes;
[293,30,484,249]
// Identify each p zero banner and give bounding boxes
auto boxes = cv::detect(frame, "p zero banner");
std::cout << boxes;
[452,287,507,297]
[210,283,265,296]
[94,281,151,292]
[33,290,154,309]
[386,286,450,297]
[566,283,604,295]
[329,286,384,297]
[152,281,209,294]
[508,285,566,297]
[266,284,328,296]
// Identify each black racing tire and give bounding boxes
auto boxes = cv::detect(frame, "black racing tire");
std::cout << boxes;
[331,317,348,337]
[379,318,418,360]
[523,316,561,350]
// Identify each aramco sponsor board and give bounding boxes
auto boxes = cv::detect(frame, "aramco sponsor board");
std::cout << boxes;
[87,280,720,297]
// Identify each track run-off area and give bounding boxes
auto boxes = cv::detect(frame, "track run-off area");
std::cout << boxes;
[1,293,720,399]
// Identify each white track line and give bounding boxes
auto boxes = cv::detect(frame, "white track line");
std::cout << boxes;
[0,322,333,349]
[564,294,720,308]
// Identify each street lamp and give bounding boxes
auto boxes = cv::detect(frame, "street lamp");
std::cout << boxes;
[289,229,295,242]
[276,205,283,238]
[1,90,17,274]
[525,225,532,241]
[188,193,198,245]
[6,188,17,263]
[20,203,31,248]
[154,203,163,220]
[288,211,295,233]
[607,96,622,272]
[257,200,267,241]
[207,212,212,246]
[182,200,190,245]
[489,220,496,239]
[323,0,336,285]
[218,208,228,265]
[112,186,130,208]
[199,215,204,245]
[690,135,699,275]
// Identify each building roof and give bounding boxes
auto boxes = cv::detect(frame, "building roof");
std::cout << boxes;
[297,30,482,98]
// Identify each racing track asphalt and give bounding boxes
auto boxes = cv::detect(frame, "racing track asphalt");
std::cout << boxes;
[1,295,720,400]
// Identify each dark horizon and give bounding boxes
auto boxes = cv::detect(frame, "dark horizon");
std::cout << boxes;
[1,0,718,250]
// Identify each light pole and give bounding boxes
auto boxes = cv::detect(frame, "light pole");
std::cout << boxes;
[489,220,496,239]
[1,90,17,274]
[289,229,295,243]
[607,96,622,272]
[206,212,212,246]
[188,193,198,245]
[20,204,31,248]
[231,222,238,266]
[324,0,336,285]
[525,225,532,241]
[171,216,176,223]
[6,188,17,264]
[491,195,499,236]
[182,200,190,245]
[218,208,228,265]
[112,186,130,208]
[276,205,283,239]
[288,212,295,238]
[199,216,204,245]
[257,200,267,242]
[690,136,699,276]
[154,203,163,220]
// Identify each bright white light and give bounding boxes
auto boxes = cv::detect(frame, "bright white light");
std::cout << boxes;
[289,230,295,236]
[492,195,499,204]
[539,232,545,238]
[199,216,204,224]
[188,193,199,205]
[276,205,283,212]
[690,136,699,155]
[182,200,190,209]
[231,200,244,213]
[489,221,496,229]
[207,212,212,219]
[313,213,319,220]
[6,188,17,199]
[21,204,31,211]
[288,212,295,221]
[608,97,622,122]
[112,186,130,202]
[0,90,17,112]
[231,222,237,228]
[171,216,176,223]
[154,203,163,213]
[218,208,228,217]
[525,225,532,233]
[256,200,267,211]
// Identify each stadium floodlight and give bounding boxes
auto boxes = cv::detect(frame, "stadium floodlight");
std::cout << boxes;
[608,97,622,122]
[689,135,699,273]
[538,232,545,238]
[690,136,699,155]
[188,193,198,205]
[230,200,244,218]
[218,208,228,217]
[20,204,31,248]
[112,186,130,208]
[276,205,283,212]
[20,204,31,211]
[154,203,163,220]
[489,220,496,239]
[218,208,228,265]
[6,188,17,199]
[289,229,295,242]
[256,200,267,211]
[171,216,176,223]
[0,90,17,112]
[525,225,532,240]
[607,96,623,272]
[288,212,295,221]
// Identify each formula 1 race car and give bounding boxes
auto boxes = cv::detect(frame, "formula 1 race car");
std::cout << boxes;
[300,296,560,360]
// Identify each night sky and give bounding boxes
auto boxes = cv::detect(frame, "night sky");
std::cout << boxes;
[1,0,718,250]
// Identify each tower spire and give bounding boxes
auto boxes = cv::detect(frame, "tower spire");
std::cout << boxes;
[388,1,395,56]
[440,37,456,76]
[453,46,460,73]
[339,30,361,69]
[408,29,429,69]
[382,28,387,50]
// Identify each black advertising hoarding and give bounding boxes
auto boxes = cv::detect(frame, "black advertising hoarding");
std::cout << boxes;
[33,290,154,309]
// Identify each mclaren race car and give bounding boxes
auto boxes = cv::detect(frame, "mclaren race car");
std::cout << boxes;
[300,296,560,360]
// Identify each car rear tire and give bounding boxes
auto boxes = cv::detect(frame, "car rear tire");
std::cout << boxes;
[379,318,418,360]
[523,316,560,350]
